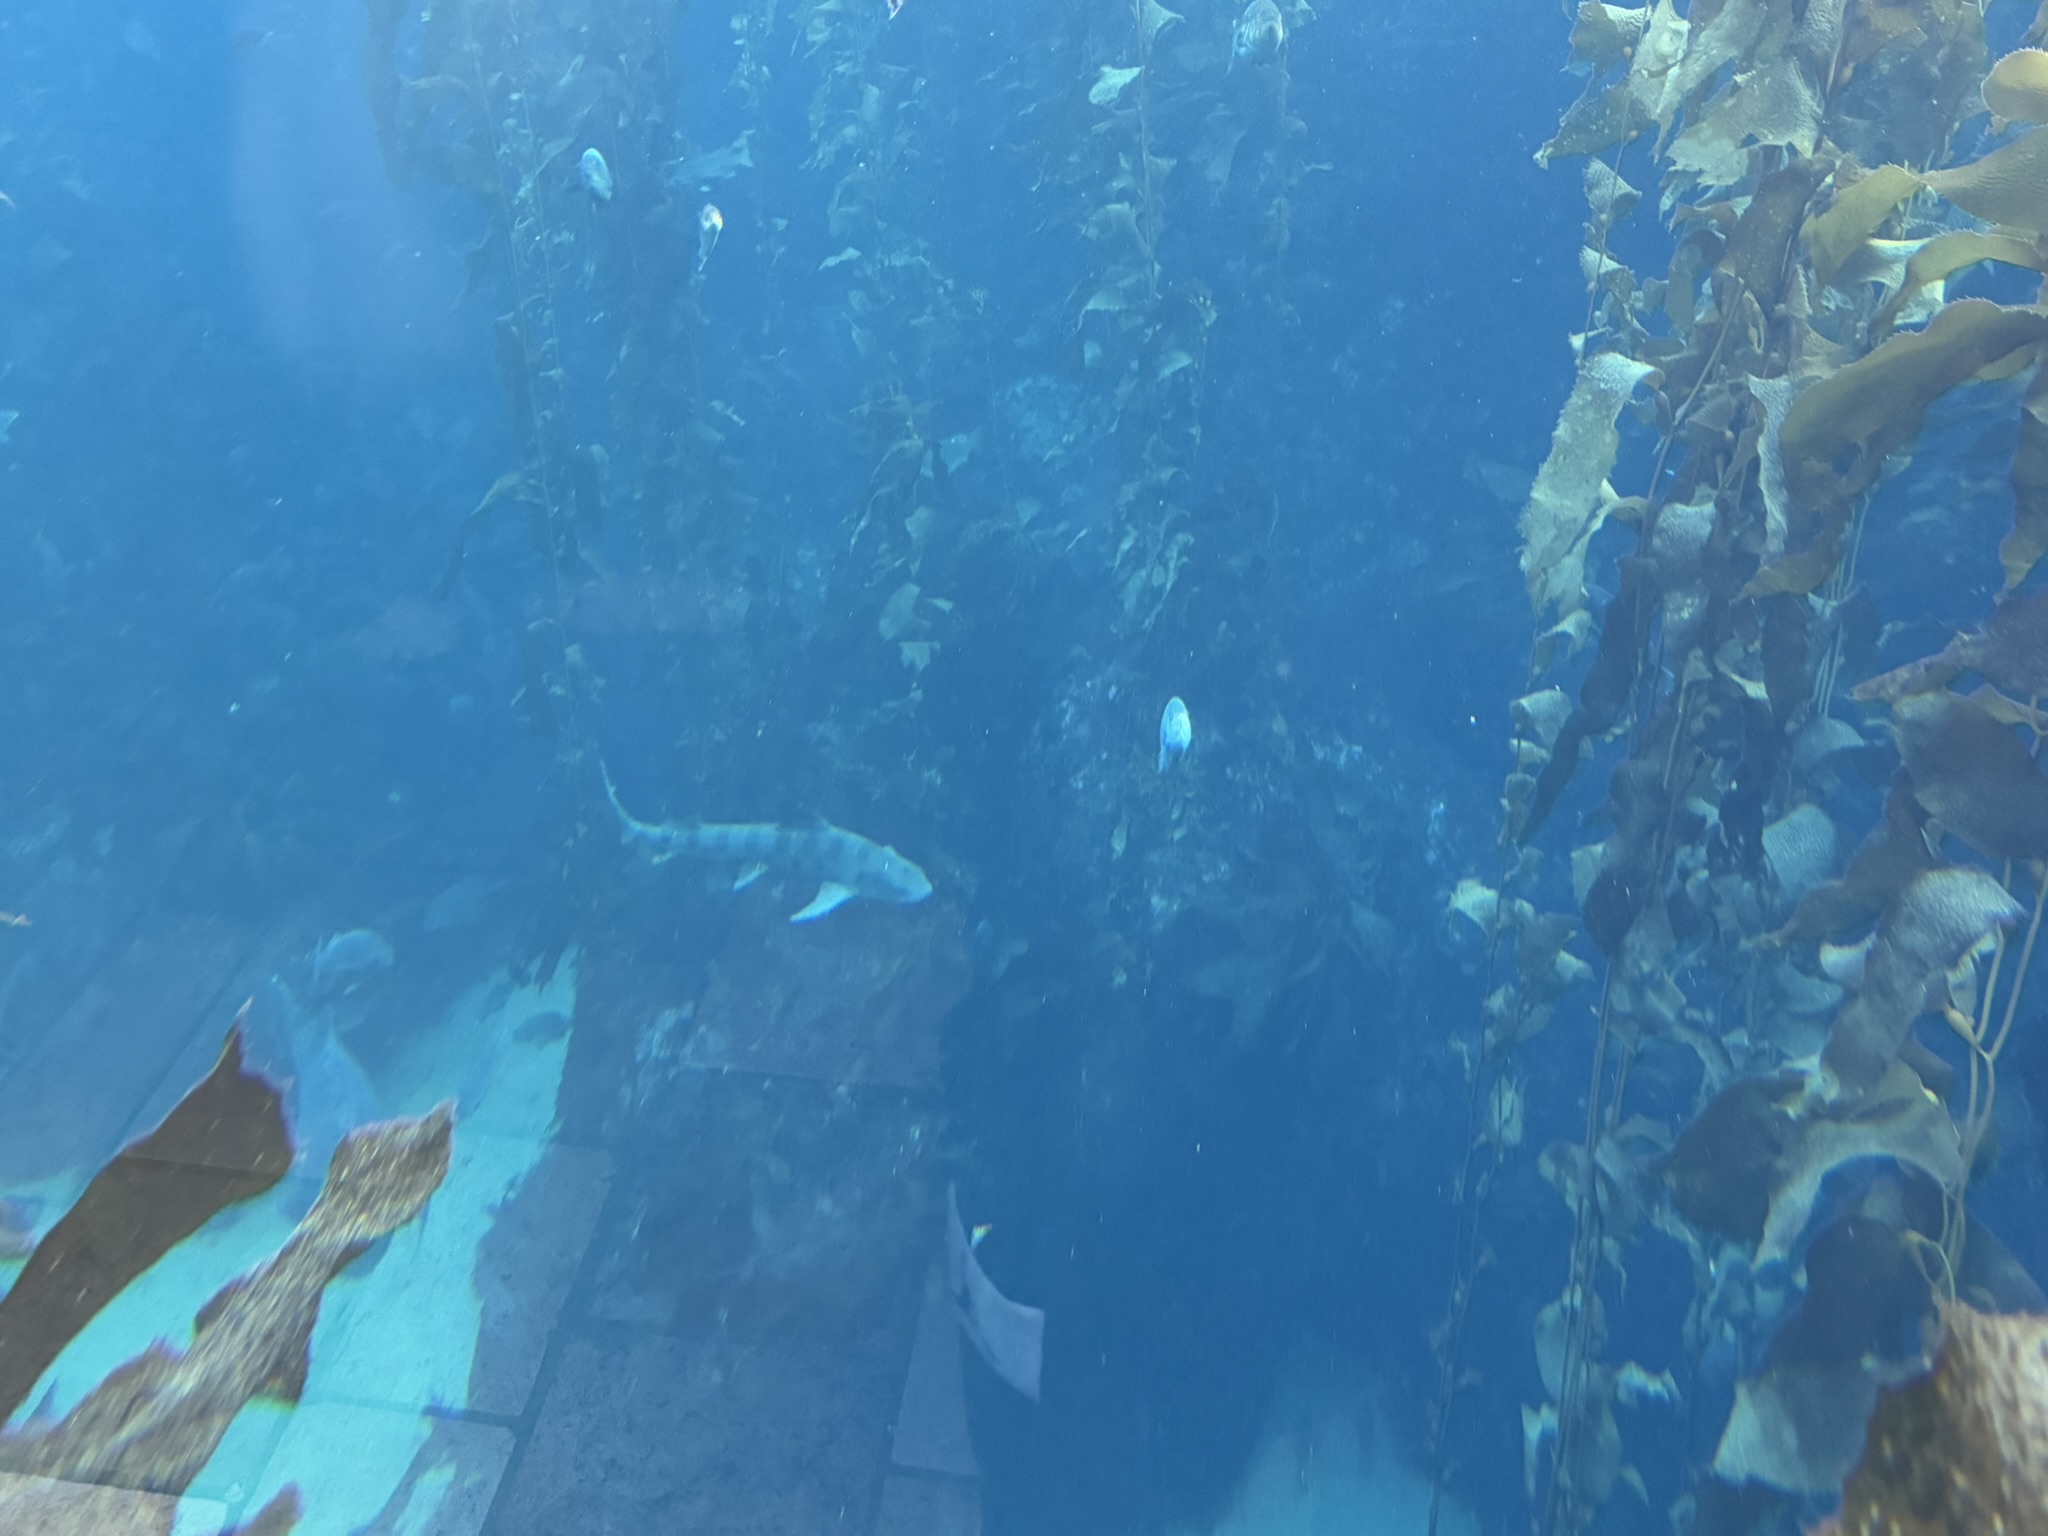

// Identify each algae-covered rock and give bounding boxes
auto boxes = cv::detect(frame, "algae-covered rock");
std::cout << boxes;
[1834,1302,2048,1536]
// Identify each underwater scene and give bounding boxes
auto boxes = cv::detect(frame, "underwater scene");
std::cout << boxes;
[1,0,2047,1532]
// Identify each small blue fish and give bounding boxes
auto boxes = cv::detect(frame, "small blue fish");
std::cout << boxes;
[579,147,614,202]
[1158,696,1192,774]
[244,978,383,1185]
[309,928,395,996]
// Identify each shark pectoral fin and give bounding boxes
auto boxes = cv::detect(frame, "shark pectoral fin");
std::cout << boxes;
[733,862,769,891]
[790,882,855,922]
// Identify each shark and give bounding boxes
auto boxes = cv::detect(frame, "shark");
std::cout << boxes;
[601,763,934,922]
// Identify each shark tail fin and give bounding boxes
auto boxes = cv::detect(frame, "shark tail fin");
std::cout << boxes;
[599,760,635,839]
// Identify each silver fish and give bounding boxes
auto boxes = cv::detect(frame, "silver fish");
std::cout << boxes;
[602,763,932,922]
[1158,696,1192,773]
[697,203,724,273]
[579,147,614,202]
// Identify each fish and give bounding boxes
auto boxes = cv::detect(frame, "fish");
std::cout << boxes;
[697,203,724,273]
[670,131,754,186]
[308,928,395,995]
[1158,695,1193,773]
[242,978,383,1181]
[602,762,933,922]
[579,147,614,202]
[1231,0,1285,69]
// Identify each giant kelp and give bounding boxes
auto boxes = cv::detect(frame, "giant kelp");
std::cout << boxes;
[361,0,726,750]
[1048,0,1312,633]
[1433,1,2048,1531]
[792,0,983,686]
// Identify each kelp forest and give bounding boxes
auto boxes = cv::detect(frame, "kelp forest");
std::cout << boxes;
[0,0,2013,1529]
[1437,1,2048,1533]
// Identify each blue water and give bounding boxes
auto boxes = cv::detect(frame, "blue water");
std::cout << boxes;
[1,1,2041,1534]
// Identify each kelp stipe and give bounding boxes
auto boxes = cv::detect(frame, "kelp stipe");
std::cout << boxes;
[360,0,721,761]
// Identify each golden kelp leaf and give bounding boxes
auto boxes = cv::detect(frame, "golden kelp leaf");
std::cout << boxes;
[1762,803,1839,898]
[1139,0,1182,42]
[1567,2,1647,72]
[1583,161,1639,234]
[1985,46,2048,123]
[1718,155,1832,302]
[1084,202,1142,250]
[1531,607,1594,672]
[1089,65,1142,107]
[0,1109,451,1498]
[1759,1060,1963,1267]
[1538,0,1689,166]
[1714,1359,1875,1495]
[877,581,921,641]
[1666,58,1823,194]
[1446,878,1499,934]
[1892,688,2048,859]
[1832,236,1932,309]
[1774,777,1936,943]
[1580,245,1631,291]
[2005,360,2048,588]
[1875,229,2048,336]
[0,1024,291,1426]
[1571,842,1606,907]
[1663,1072,1801,1242]
[1647,493,1714,584]
[1523,562,1662,844]
[1658,0,1771,125]
[1487,1076,1525,1148]
[1782,298,2048,496]
[1804,162,1922,289]
[1959,682,2048,734]
[1921,126,2048,235]
[1753,299,2048,596]
[1856,587,2048,703]
[1820,868,2025,1096]
[1747,373,1809,557]
[1713,1212,1927,1496]
[1518,911,1593,1005]
[1836,1301,2048,1534]
[1520,352,1658,617]
[1512,687,1574,749]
